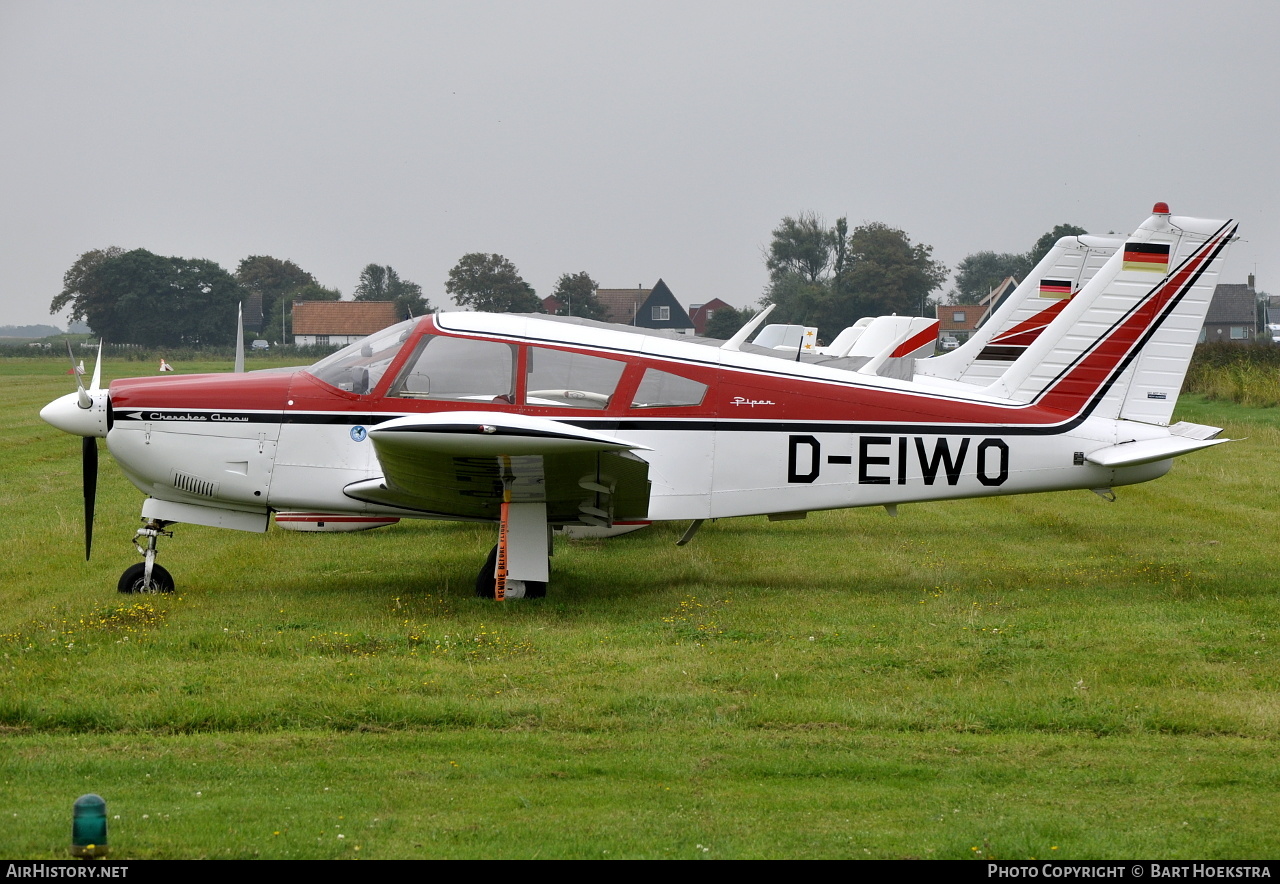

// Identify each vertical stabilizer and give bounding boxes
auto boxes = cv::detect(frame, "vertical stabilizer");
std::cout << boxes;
[986,204,1236,421]
[918,234,1123,383]
[1112,214,1235,425]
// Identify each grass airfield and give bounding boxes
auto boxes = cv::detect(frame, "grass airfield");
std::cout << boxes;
[2,357,1279,859]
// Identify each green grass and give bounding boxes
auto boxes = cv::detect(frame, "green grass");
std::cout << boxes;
[3,358,1280,858]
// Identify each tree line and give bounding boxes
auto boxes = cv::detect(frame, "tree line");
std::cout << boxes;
[51,249,431,347]
[720,214,1088,340]
[50,247,612,346]
[52,218,1086,346]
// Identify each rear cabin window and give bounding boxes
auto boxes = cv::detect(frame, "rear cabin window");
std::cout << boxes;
[630,368,708,408]
[388,335,516,402]
[524,347,626,410]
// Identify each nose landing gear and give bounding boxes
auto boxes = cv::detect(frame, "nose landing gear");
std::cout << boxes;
[117,520,175,594]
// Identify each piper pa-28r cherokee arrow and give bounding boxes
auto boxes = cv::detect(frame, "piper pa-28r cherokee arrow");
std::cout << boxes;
[42,203,1237,599]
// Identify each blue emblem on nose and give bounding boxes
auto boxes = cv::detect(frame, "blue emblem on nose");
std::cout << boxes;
[350,425,367,442]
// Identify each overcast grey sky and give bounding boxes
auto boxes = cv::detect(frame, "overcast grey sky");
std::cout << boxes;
[2,0,1276,329]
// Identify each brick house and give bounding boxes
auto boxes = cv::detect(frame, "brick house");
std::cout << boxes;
[936,304,988,344]
[292,301,402,346]
[688,298,732,335]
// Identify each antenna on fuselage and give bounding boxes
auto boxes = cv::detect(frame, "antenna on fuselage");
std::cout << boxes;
[234,302,245,373]
[720,303,776,352]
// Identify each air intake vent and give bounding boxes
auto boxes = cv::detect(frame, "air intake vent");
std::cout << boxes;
[172,471,218,498]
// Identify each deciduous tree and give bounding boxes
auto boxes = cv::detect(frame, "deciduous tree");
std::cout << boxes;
[1028,223,1088,266]
[949,223,1088,304]
[765,212,835,283]
[703,304,749,339]
[354,263,431,318]
[950,251,1033,305]
[838,222,949,319]
[549,271,604,320]
[50,247,126,323]
[445,253,541,313]
[53,248,243,346]
[762,215,947,337]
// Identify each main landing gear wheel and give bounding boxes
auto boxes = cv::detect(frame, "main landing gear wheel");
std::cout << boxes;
[474,544,546,600]
[118,562,175,594]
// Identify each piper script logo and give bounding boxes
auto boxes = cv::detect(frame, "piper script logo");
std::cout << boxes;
[731,396,776,408]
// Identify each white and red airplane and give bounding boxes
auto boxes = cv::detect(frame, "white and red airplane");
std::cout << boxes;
[41,203,1236,600]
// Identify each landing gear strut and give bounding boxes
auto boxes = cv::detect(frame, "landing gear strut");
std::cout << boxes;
[474,545,546,599]
[474,495,551,600]
[118,520,175,594]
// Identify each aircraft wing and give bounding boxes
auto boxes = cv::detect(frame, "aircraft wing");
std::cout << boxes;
[343,411,652,525]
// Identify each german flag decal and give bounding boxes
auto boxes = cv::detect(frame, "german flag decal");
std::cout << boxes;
[1038,278,1073,299]
[1123,242,1170,274]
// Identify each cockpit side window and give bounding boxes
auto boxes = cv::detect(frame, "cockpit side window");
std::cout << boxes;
[629,368,708,408]
[388,335,516,402]
[305,319,416,395]
[524,346,626,410]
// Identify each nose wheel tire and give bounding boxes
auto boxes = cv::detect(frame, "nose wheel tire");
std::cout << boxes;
[118,562,175,594]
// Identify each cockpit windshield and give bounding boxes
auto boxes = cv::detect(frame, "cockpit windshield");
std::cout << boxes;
[305,318,418,394]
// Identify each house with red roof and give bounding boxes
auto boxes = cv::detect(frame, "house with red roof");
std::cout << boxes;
[292,301,402,346]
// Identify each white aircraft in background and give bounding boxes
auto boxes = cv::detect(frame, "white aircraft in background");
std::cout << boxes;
[42,203,1236,599]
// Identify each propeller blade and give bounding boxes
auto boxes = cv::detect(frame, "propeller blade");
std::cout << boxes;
[234,302,245,373]
[66,342,91,409]
[82,436,98,560]
[89,340,103,392]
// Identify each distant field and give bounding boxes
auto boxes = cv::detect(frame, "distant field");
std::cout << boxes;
[3,357,1279,859]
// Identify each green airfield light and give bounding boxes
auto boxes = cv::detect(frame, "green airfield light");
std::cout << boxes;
[71,793,108,858]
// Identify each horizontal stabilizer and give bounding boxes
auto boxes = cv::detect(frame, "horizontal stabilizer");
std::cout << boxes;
[1085,435,1230,468]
